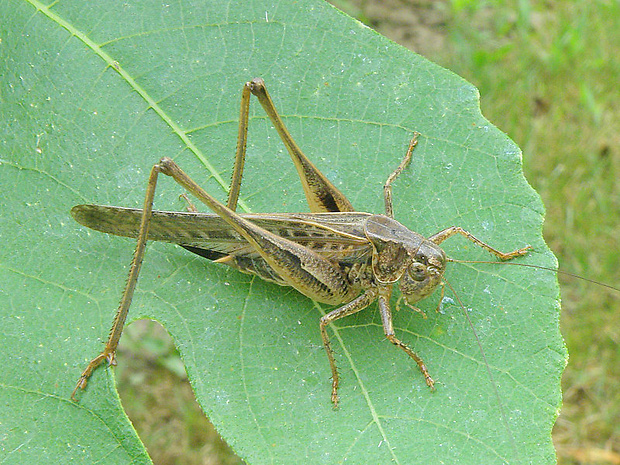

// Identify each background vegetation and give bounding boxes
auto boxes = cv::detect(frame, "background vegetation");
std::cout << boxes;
[115,1,619,464]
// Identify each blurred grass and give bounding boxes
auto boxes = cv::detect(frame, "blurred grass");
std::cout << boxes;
[115,1,619,463]
[117,321,245,465]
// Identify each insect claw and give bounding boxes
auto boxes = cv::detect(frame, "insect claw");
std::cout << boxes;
[414,306,427,319]
[70,378,85,402]
[179,193,198,212]
[397,297,428,319]
[424,372,436,391]
[105,351,116,366]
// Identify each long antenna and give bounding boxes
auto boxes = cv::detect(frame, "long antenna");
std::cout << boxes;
[447,259,620,293]
[443,276,520,462]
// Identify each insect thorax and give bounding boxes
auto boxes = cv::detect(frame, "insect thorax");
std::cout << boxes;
[363,215,447,304]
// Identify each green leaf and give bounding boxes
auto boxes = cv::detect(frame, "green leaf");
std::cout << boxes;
[0,0,565,464]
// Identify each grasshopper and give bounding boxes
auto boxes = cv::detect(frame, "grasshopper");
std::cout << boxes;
[71,78,532,406]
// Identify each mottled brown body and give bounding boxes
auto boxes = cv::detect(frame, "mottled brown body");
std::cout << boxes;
[71,78,530,405]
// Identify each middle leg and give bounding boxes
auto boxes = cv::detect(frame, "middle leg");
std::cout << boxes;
[378,289,435,389]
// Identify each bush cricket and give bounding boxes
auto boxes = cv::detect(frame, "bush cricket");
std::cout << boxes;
[70,78,534,407]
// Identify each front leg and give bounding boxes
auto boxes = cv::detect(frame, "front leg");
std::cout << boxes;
[429,226,532,261]
[320,290,379,407]
[378,288,435,389]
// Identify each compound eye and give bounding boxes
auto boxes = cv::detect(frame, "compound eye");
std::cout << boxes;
[407,264,427,282]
